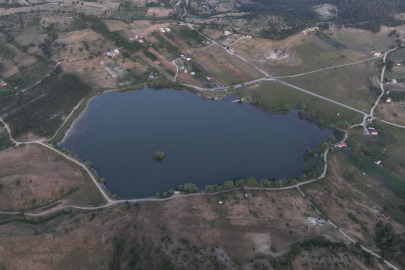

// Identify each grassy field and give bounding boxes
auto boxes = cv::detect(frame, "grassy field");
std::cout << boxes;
[234,35,369,77]
[324,25,405,52]
[346,153,405,194]
[281,59,381,113]
[241,81,363,126]
[192,44,263,86]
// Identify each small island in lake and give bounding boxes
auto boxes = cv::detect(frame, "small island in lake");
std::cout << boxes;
[153,151,165,161]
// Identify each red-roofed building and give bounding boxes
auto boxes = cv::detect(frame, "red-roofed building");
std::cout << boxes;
[386,97,392,103]
[369,129,379,135]
[155,60,161,65]
[380,211,390,219]
[337,143,347,148]
[0,81,6,86]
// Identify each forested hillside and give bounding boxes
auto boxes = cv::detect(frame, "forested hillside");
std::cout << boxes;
[238,0,405,34]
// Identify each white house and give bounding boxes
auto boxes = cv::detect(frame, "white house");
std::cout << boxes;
[386,97,392,103]
[165,28,170,32]
[375,160,382,166]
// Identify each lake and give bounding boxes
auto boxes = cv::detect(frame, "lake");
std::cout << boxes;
[59,88,333,198]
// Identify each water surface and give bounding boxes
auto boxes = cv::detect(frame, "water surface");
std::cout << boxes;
[60,88,333,198]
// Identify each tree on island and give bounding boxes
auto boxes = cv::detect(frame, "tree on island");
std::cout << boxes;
[153,151,165,161]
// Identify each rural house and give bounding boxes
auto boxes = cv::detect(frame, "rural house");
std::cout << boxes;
[0,81,6,86]
[380,211,390,219]
[386,97,392,103]
[155,60,161,65]
[375,160,382,166]
[337,143,347,148]
[368,129,378,135]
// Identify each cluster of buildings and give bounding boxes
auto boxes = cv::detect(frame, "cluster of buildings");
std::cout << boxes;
[159,27,171,33]
[371,51,381,57]
[386,79,397,84]
[301,27,319,35]
[106,49,120,57]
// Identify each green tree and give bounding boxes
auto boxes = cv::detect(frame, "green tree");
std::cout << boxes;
[246,176,257,187]
[85,161,92,167]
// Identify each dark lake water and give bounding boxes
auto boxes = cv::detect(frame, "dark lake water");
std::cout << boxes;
[59,88,333,198]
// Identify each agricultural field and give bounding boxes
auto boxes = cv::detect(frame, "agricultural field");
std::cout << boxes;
[103,19,129,32]
[281,59,381,113]
[240,81,363,126]
[324,25,405,52]
[61,56,118,90]
[129,20,172,37]
[235,35,370,77]
[192,44,263,86]
[0,143,106,212]
[102,61,138,87]
[344,124,405,191]
[102,8,148,21]
[146,7,173,18]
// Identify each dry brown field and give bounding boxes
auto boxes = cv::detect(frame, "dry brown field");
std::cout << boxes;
[129,20,173,37]
[0,187,353,269]
[103,19,129,32]
[301,152,405,247]
[146,7,173,17]
[61,56,118,90]
[374,102,405,126]
[192,44,263,86]
[0,143,106,212]
[234,35,369,77]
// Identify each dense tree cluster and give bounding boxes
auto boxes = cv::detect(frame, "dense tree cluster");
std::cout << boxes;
[3,68,91,138]
[374,221,405,266]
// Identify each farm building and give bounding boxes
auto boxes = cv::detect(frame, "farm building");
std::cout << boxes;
[368,129,378,135]
[174,191,180,195]
[380,211,390,219]
[224,30,231,35]
[165,28,170,32]
[185,55,192,61]
[337,143,347,148]
[139,39,144,43]
[155,60,161,65]
[367,117,373,122]
[390,79,397,84]
[386,97,392,103]
[0,81,7,86]
[191,72,195,76]
[372,51,381,57]
[149,73,154,78]
[375,160,382,166]
[180,65,185,70]
[159,28,166,33]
